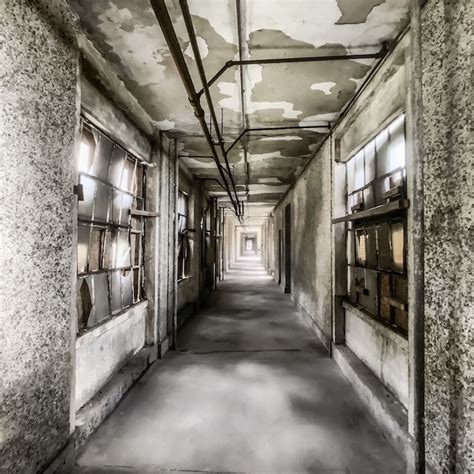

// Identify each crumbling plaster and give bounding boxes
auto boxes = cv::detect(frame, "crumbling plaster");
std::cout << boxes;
[0,1,79,471]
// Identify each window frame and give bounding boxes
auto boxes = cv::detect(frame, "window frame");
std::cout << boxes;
[177,190,190,282]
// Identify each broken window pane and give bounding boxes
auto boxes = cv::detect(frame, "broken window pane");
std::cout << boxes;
[78,175,96,220]
[376,223,392,271]
[109,145,126,188]
[133,268,140,303]
[116,230,131,268]
[92,133,113,180]
[93,272,110,324]
[88,228,102,272]
[93,182,111,223]
[110,270,122,314]
[77,277,93,331]
[121,269,133,308]
[78,225,90,273]
[391,222,405,273]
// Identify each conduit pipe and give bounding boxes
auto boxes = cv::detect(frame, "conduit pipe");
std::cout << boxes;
[179,0,241,215]
[149,0,240,217]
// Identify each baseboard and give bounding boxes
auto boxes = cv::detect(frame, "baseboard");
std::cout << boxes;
[291,296,332,352]
[332,344,409,457]
[43,346,156,473]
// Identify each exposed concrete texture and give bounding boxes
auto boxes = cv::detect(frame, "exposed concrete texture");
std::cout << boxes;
[0,1,79,471]
[74,257,405,473]
[421,0,473,471]
[344,303,409,408]
[273,140,333,345]
[75,301,147,410]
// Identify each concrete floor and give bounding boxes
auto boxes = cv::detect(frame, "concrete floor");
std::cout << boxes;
[74,257,405,473]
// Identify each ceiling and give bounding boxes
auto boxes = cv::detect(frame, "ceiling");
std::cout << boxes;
[68,0,410,217]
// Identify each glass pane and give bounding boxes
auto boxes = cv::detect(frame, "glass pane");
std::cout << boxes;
[364,140,376,183]
[131,216,142,231]
[363,186,374,209]
[78,128,95,174]
[110,270,122,313]
[77,277,93,331]
[375,128,390,176]
[376,223,392,271]
[393,276,408,331]
[133,268,140,303]
[103,230,117,269]
[347,229,355,266]
[116,231,130,268]
[93,182,111,223]
[78,175,96,219]
[391,222,405,273]
[354,150,365,190]
[93,272,110,323]
[379,273,391,323]
[92,133,113,180]
[364,271,377,315]
[111,190,132,226]
[78,225,90,273]
[109,146,126,188]
[121,269,133,308]
[346,158,354,194]
[135,165,144,198]
[121,158,135,193]
[88,228,102,272]
[389,115,406,171]
[355,229,366,266]
[131,233,141,266]
[366,227,377,268]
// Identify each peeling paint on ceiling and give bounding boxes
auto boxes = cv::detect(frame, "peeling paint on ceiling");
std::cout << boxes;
[68,0,410,214]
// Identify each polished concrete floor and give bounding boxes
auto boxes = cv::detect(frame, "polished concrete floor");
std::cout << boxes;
[74,256,405,473]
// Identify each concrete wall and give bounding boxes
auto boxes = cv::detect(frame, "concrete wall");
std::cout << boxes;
[272,140,332,349]
[421,0,473,471]
[344,303,409,408]
[75,302,147,409]
[0,1,79,471]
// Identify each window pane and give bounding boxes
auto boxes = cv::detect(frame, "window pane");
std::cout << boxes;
[366,227,377,268]
[135,165,144,198]
[346,158,354,194]
[121,269,133,308]
[379,273,392,323]
[110,270,122,313]
[88,228,102,272]
[78,128,96,174]
[393,276,408,331]
[116,231,130,268]
[354,150,365,190]
[376,223,391,271]
[347,229,355,266]
[389,115,406,171]
[78,175,96,219]
[121,158,135,193]
[133,268,140,303]
[355,229,366,266]
[93,272,110,324]
[111,190,133,226]
[364,140,376,183]
[103,230,117,269]
[77,277,93,331]
[78,225,90,273]
[92,133,113,180]
[109,146,127,188]
[131,233,141,266]
[93,182,111,223]
[375,128,390,176]
[391,222,405,273]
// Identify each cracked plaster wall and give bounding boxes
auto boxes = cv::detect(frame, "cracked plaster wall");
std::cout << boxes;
[0,1,79,472]
[421,0,473,471]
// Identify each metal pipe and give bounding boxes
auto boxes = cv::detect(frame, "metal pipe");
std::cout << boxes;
[180,0,240,215]
[409,0,425,471]
[149,0,239,216]
[198,49,385,97]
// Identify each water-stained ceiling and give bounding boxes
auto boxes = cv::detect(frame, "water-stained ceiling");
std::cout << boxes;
[68,0,410,216]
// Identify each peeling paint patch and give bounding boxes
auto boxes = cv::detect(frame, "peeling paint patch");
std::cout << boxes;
[311,81,336,95]
[335,0,385,24]
[184,35,209,59]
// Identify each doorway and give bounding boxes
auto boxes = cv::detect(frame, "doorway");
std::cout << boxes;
[284,204,291,293]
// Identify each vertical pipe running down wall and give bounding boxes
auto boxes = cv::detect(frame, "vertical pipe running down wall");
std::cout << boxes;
[409,0,425,472]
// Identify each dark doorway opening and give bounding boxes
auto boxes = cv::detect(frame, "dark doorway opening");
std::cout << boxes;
[284,204,291,293]
[278,229,282,285]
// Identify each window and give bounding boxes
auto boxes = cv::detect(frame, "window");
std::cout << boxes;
[76,121,146,332]
[177,191,189,281]
[346,115,408,334]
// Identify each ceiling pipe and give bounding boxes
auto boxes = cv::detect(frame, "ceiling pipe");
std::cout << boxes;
[179,0,241,216]
[149,0,240,217]
[197,48,387,98]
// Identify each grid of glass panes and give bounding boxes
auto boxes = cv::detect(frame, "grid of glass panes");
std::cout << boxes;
[77,121,145,332]
[346,115,408,334]
[177,191,189,281]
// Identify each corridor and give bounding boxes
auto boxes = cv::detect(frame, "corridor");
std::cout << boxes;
[74,257,404,473]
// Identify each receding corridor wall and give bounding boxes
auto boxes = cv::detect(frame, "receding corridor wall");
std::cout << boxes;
[421,0,473,470]
[0,1,78,471]
[272,141,332,349]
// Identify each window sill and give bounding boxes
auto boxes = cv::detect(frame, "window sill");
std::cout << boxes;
[342,300,408,344]
[332,199,409,224]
